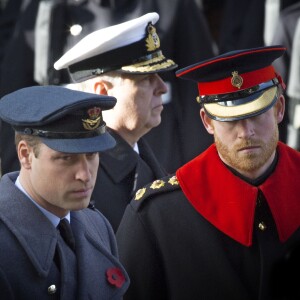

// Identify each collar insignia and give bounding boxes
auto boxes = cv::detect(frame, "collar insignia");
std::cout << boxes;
[134,188,146,201]
[150,179,165,189]
[168,176,179,185]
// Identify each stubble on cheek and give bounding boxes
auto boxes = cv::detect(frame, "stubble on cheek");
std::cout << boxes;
[214,128,279,172]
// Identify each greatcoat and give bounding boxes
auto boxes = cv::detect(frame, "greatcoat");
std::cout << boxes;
[92,129,167,232]
[0,172,129,299]
[117,142,300,300]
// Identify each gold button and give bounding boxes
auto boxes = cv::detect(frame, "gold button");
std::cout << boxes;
[258,222,267,231]
[48,285,57,294]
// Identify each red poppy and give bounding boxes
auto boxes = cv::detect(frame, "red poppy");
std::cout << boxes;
[106,267,125,288]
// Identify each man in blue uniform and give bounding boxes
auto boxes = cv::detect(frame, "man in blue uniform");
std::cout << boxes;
[116,45,300,300]
[0,86,129,299]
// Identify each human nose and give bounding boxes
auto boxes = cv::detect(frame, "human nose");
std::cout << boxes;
[154,74,168,95]
[237,119,255,139]
[75,156,92,182]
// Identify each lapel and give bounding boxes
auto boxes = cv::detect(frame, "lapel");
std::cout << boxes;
[0,172,57,277]
[100,129,138,183]
[138,137,167,178]
[100,129,167,184]
[70,210,129,298]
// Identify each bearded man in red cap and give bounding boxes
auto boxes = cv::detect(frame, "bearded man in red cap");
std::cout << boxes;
[116,45,300,300]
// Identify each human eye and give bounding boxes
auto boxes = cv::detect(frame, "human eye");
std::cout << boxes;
[52,153,73,162]
[86,152,99,160]
[59,154,73,161]
[143,75,152,82]
[135,74,150,83]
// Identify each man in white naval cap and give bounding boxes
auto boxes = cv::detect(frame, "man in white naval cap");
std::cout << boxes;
[0,1,215,180]
[54,12,177,232]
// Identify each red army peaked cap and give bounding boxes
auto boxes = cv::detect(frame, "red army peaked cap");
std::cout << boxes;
[176,45,286,121]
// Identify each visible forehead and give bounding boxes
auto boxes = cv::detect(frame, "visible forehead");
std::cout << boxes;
[37,144,82,157]
[119,72,151,80]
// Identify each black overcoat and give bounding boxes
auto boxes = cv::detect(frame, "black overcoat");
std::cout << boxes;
[91,129,167,232]
[117,143,300,300]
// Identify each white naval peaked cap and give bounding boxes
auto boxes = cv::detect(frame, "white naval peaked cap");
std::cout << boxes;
[54,12,177,82]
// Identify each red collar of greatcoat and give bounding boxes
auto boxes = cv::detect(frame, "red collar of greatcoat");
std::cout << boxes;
[176,142,300,246]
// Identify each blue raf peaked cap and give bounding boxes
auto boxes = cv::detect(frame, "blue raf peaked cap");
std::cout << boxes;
[176,45,286,121]
[0,86,117,153]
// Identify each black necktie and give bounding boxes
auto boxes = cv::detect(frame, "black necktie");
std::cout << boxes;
[57,218,76,252]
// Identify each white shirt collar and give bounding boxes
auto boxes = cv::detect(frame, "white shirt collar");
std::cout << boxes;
[133,142,139,154]
[15,176,70,227]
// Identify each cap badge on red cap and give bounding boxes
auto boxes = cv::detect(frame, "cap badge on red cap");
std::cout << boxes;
[231,71,243,89]
[82,107,102,130]
[145,23,160,52]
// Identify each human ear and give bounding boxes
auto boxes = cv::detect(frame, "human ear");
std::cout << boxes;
[94,79,112,95]
[275,94,285,124]
[200,108,214,135]
[18,141,32,169]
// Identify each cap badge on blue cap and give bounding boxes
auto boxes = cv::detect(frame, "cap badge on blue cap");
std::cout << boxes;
[82,107,102,130]
[231,71,243,89]
[145,23,160,52]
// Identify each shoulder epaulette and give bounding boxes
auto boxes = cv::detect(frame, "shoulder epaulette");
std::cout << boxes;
[130,174,181,210]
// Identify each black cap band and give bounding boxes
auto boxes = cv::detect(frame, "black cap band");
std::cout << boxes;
[15,124,107,139]
[199,79,279,105]
[69,39,151,81]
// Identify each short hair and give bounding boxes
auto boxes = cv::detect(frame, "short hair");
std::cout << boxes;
[15,133,42,157]
[75,71,123,92]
